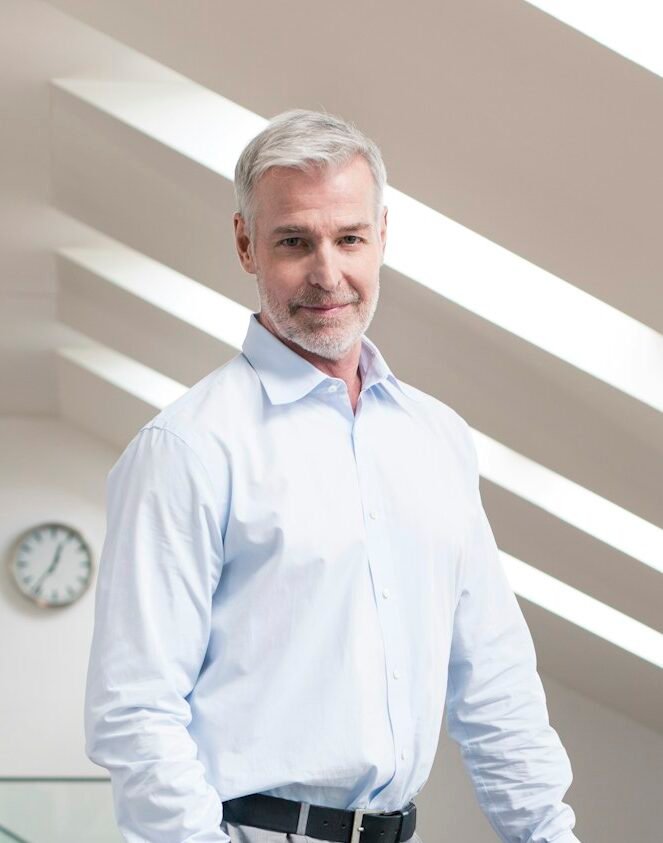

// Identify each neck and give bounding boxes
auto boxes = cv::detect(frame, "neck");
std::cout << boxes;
[257,311,363,395]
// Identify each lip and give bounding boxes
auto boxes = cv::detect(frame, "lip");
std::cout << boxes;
[300,304,349,313]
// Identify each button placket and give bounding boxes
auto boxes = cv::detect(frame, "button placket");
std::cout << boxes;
[352,406,408,801]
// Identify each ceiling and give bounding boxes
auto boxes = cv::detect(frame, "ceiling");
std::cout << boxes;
[2,0,662,730]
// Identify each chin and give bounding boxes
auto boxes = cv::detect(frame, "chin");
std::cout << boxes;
[294,330,358,360]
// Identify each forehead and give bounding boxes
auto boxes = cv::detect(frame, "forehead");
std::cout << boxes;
[253,155,376,226]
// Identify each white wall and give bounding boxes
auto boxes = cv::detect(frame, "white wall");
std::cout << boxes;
[0,416,116,777]
[1,416,661,842]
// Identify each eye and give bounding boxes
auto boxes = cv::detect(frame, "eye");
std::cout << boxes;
[279,237,304,248]
[341,235,363,245]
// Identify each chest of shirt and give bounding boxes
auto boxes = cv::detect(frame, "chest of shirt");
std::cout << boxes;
[218,390,471,618]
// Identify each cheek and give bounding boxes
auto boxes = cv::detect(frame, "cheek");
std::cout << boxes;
[258,261,308,303]
[255,250,289,284]
[348,257,380,294]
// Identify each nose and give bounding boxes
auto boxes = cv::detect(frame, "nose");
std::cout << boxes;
[306,241,341,291]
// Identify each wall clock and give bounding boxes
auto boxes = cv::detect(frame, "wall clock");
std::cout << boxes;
[8,522,94,608]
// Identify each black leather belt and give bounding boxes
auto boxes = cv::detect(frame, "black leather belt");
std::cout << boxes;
[222,793,417,843]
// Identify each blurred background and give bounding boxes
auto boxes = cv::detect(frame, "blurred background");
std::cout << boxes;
[1,1,661,841]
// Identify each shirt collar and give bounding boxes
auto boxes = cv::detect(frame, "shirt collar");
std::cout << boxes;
[241,312,407,408]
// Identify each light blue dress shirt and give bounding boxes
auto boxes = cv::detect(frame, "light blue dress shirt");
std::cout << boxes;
[84,312,580,843]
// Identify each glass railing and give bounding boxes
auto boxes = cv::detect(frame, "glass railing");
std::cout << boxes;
[0,779,122,843]
[0,826,31,842]
[0,826,30,843]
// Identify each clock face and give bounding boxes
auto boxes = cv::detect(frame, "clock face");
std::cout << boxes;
[10,523,94,608]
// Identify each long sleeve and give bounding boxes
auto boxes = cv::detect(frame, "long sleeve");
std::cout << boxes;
[84,425,230,843]
[444,426,581,843]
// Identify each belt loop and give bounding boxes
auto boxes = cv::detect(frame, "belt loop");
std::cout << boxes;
[296,802,310,836]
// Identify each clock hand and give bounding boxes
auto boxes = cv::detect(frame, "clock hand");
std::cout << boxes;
[51,538,67,568]
[32,538,68,589]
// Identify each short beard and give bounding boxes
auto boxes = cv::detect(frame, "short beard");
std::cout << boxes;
[255,274,380,361]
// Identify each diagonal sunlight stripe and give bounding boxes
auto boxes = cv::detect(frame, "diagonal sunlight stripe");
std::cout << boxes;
[59,244,252,350]
[54,79,267,182]
[58,345,186,409]
[52,77,663,413]
[472,428,663,574]
[383,186,663,412]
[526,1,663,79]
[502,552,663,668]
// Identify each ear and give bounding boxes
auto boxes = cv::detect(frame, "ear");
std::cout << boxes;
[379,206,388,262]
[233,213,257,274]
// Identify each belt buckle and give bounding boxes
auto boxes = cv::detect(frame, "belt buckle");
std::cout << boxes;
[350,807,384,843]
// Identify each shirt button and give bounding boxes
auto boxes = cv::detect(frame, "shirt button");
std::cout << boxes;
[393,669,400,680]
[369,510,377,520]
[382,588,390,599]
[327,384,337,393]
[401,749,406,761]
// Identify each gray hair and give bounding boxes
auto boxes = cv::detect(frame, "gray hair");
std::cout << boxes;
[234,109,387,238]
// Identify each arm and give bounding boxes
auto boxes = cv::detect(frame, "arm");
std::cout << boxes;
[84,425,230,843]
[444,423,581,843]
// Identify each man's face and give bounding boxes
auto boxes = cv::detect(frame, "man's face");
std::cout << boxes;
[234,154,387,361]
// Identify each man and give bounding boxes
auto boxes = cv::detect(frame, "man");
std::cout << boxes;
[84,109,581,843]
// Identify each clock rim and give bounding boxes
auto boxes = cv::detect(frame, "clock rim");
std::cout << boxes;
[7,520,95,609]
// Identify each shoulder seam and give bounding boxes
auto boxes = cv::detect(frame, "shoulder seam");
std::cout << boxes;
[139,424,219,503]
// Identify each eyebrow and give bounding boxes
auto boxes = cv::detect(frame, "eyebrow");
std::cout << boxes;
[271,222,373,237]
